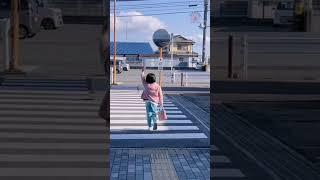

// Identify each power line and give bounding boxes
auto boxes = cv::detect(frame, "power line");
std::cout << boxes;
[110,3,204,11]
[111,4,203,11]
[110,1,203,7]
[110,10,211,17]
[110,7,203,13]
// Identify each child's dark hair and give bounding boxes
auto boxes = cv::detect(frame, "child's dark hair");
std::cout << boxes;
[146,73,156,84]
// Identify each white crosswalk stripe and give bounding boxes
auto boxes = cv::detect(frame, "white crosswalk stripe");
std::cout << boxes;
[211,146,246,178]
[0,79,107,178]
[110,90,208,140]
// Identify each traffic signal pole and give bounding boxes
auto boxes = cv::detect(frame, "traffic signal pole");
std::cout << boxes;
[8,0,22,73]
[113,0,117,84]
[201,0,208,64]
[159,47,163,87]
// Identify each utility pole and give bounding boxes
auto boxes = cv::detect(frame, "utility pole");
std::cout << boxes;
[305,0,312,32]
[102,0,106,16]
[170,33,174,72]
[201,0,208,64]
[113,0,117,84]
[170,33,175,84]
[159,47,163,87]
[8,0,23,73]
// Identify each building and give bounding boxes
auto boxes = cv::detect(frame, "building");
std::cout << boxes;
[43,0,107,23]
[110,42,154,67]
[213,0,282,19]
[110,36,199,69]
[157,35,199,68]
[308,0,320,32]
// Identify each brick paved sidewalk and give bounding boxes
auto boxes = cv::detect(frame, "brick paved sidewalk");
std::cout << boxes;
[110,148,210,180]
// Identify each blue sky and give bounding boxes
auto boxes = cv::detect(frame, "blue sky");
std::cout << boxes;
[110,0,210,59]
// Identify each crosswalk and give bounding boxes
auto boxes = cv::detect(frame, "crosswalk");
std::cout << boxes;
[211,145,246,179]
[0,78,89,91]
[0,79,108,179]
[110,89,208,147]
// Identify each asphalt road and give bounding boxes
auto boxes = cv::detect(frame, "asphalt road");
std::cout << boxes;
[1,24,105,77]
[214,80,320,176]
[183,94,275,179]
[116,69,210,88]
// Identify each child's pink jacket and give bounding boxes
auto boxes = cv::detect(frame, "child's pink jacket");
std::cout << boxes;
[141,72,164,105]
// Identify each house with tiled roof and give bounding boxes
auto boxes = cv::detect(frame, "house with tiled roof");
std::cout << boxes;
[110,38,199,68]
[110,42,154,67]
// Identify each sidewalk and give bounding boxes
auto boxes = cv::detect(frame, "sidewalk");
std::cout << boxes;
[116,69,210,88]
[110,148,210,180]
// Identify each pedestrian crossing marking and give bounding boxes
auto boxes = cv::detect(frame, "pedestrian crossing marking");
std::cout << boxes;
[0,154,108,162]
[211,168,245,178]
[111,110,182,114]
[110,90,207,141]
[111,126,199,131]
[211,155,231,163]
[0,79,109,178]
[111,120,192,124]
[0,110,98,116]
[1,82,87,87]
[0,124,105,130]
[0,104,98,111]
[0,143,107,149]
[0,94,92,99]
[111,103,176,107]
[0,99,99,105]
[111,133,208,140]
[0,90,89,95]
[0,117,104,123]
[110,101,173,104]
[111,107,178,110]
[0,132,105,139]
[0,168,107,176]
[110,114,187,118]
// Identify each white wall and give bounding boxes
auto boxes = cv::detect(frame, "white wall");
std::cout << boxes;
[143,57,194,68]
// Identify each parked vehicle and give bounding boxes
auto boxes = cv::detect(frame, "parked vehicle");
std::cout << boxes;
[110,59,123,74]
[123,63,130,71]
[193,62,203,70]
[273,1,294,26]
[0,0,41,39]
[36,0,63,30]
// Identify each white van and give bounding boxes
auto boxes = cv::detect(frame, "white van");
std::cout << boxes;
[36,0,63,30]
[0,0,41,39]
[273,1,294,26]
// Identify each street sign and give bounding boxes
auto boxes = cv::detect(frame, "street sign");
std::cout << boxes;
[153,29,170,48]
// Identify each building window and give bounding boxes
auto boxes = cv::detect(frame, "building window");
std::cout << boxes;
[177,45,182,50]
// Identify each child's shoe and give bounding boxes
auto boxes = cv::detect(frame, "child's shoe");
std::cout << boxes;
[153,123,157,130]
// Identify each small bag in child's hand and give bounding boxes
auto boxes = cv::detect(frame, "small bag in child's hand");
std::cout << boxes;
[158,106,168,120]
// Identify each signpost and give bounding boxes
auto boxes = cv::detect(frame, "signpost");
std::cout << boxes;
[152,29,170,87]
[113,0,117,85]
[7,0,23,74]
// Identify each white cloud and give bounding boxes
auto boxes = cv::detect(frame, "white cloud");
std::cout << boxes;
[110,11,166,41]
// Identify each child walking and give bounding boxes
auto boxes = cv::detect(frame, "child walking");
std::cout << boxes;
[141,68,164,131]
